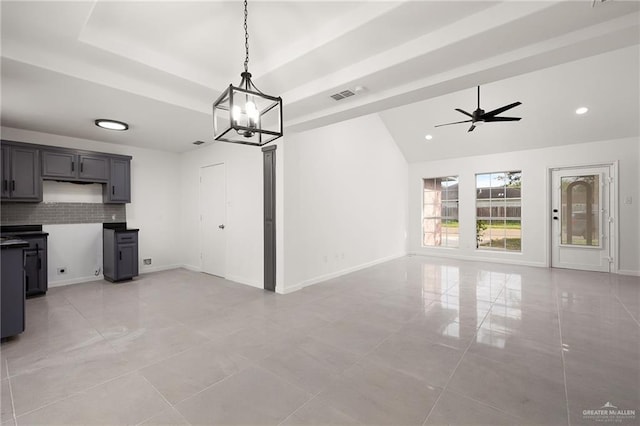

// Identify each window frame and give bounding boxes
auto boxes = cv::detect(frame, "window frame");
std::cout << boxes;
[475,171,522,252]
[422,176,460,248]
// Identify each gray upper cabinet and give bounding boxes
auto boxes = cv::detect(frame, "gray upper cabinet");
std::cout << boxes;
[42,150,76,179]
[104,158,131,203]
[2,141,131,203]
[1,145,9,199]
[42,150,109,182]
[78,154,109,181]
[1,143,42,202]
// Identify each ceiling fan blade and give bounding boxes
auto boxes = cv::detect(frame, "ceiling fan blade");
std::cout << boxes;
[468,124,476,132]
[435,119,472,128]
[455,108,473,118]
[483,102,522,118]
[484,116,522,122]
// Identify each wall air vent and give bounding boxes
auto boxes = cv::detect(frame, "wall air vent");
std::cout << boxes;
[330,89,356,101]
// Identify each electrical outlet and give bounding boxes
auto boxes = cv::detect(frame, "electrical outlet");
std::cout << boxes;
[143,258,152,265]
[57,267,66,275]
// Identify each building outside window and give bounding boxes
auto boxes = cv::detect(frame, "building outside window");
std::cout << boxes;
[423,176,459,247]
[476,171,521,251]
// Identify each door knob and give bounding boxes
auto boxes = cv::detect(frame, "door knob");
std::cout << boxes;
[218,224,225,229]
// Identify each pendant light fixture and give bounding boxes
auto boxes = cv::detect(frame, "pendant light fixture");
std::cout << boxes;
[212,0,283,146]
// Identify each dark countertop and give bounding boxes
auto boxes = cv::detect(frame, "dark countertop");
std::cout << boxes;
[0,225,48,238]
[103,222,139,232]
[0,237,29,249]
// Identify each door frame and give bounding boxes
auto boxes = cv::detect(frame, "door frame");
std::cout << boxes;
[199,162,226,277]
[547,161,618,272]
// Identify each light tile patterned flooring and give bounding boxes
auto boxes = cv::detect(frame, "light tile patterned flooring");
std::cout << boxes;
[1,256,638,425]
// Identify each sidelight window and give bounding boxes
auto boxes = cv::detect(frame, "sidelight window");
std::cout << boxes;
[422,176,459,248]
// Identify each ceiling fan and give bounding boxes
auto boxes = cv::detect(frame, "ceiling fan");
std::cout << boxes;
[435,86,522,132]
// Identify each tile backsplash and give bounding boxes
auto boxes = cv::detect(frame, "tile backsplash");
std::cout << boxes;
[0,202,126,225]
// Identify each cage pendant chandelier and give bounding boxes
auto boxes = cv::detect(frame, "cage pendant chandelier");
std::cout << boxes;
[212,0,283,146]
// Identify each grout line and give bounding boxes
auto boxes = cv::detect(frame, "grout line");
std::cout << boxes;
[555,278,572,426]
[134,375,177,426]
[444,387,524,422]
[615,294,640,327]
[421,284,506,425]
[14,369,140,420]
[6,359,18,426]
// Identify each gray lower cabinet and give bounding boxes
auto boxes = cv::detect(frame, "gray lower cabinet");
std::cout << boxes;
[22,235,48,297]
[42,150,109,182]
[104,158,131,203]
[103,229,138,282]
[1,244,27,339]
[0,144,42,202]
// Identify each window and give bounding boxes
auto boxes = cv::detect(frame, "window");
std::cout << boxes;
[423,176,459,247]
[476,171,521,251]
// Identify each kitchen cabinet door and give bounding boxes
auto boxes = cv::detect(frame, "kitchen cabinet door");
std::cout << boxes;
[117,243,138,279]
[78,154,108,181]
[1,145,10,198]
[8,146,42,201]
[42,150,77,179]
[104,158,131,203]
[22,236,48,297]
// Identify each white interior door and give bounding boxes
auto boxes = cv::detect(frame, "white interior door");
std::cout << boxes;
[200,164,226,277]
[551,165,612,272]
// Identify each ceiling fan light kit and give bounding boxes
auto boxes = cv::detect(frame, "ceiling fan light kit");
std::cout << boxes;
[212,0,283,146]
[435,86,522,132]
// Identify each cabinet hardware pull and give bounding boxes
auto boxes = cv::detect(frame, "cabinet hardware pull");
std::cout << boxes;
[3,180,6,191]
[81,162,84,173]
[38,258,42,270]
[112,186,115,195]
[119,251,122,260]
[71,162,74,172]
[12,180,15,191]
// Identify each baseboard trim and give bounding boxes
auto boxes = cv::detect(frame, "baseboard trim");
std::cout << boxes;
[617,269,640,277]
[49,275,104,287]
[181,264,202,273]
[139,264,183,274]
[278,252,406,294]
[225,274,261,289]
[408,251,547,268]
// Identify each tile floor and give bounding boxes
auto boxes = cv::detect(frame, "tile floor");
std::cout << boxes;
[1,256,638,425]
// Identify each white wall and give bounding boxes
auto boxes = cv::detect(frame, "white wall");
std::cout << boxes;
[408,137,640,275]
[178,142,264,288]
[281,114,408,293]
[1,126,182,284]
[43,223,103,286]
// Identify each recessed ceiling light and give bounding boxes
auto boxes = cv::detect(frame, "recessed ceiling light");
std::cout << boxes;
[575,107,589,115]
[425,134,433,140]
[95,119,129,131]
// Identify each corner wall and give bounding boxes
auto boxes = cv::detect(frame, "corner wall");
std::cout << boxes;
[178,142,264,288]
[408,137,640,275]
[281,114,409,293]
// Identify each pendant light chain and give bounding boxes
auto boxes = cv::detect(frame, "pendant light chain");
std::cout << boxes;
[243,0,249,73]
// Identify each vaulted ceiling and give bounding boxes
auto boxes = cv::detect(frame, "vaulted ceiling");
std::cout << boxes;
[1,1,639,157]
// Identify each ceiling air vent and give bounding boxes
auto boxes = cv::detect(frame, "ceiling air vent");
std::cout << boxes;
[192,140,205,145]
[330,89,356,101]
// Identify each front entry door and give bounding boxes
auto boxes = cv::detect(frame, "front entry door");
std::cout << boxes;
[200,164,226,277]
[551,165,613,272]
